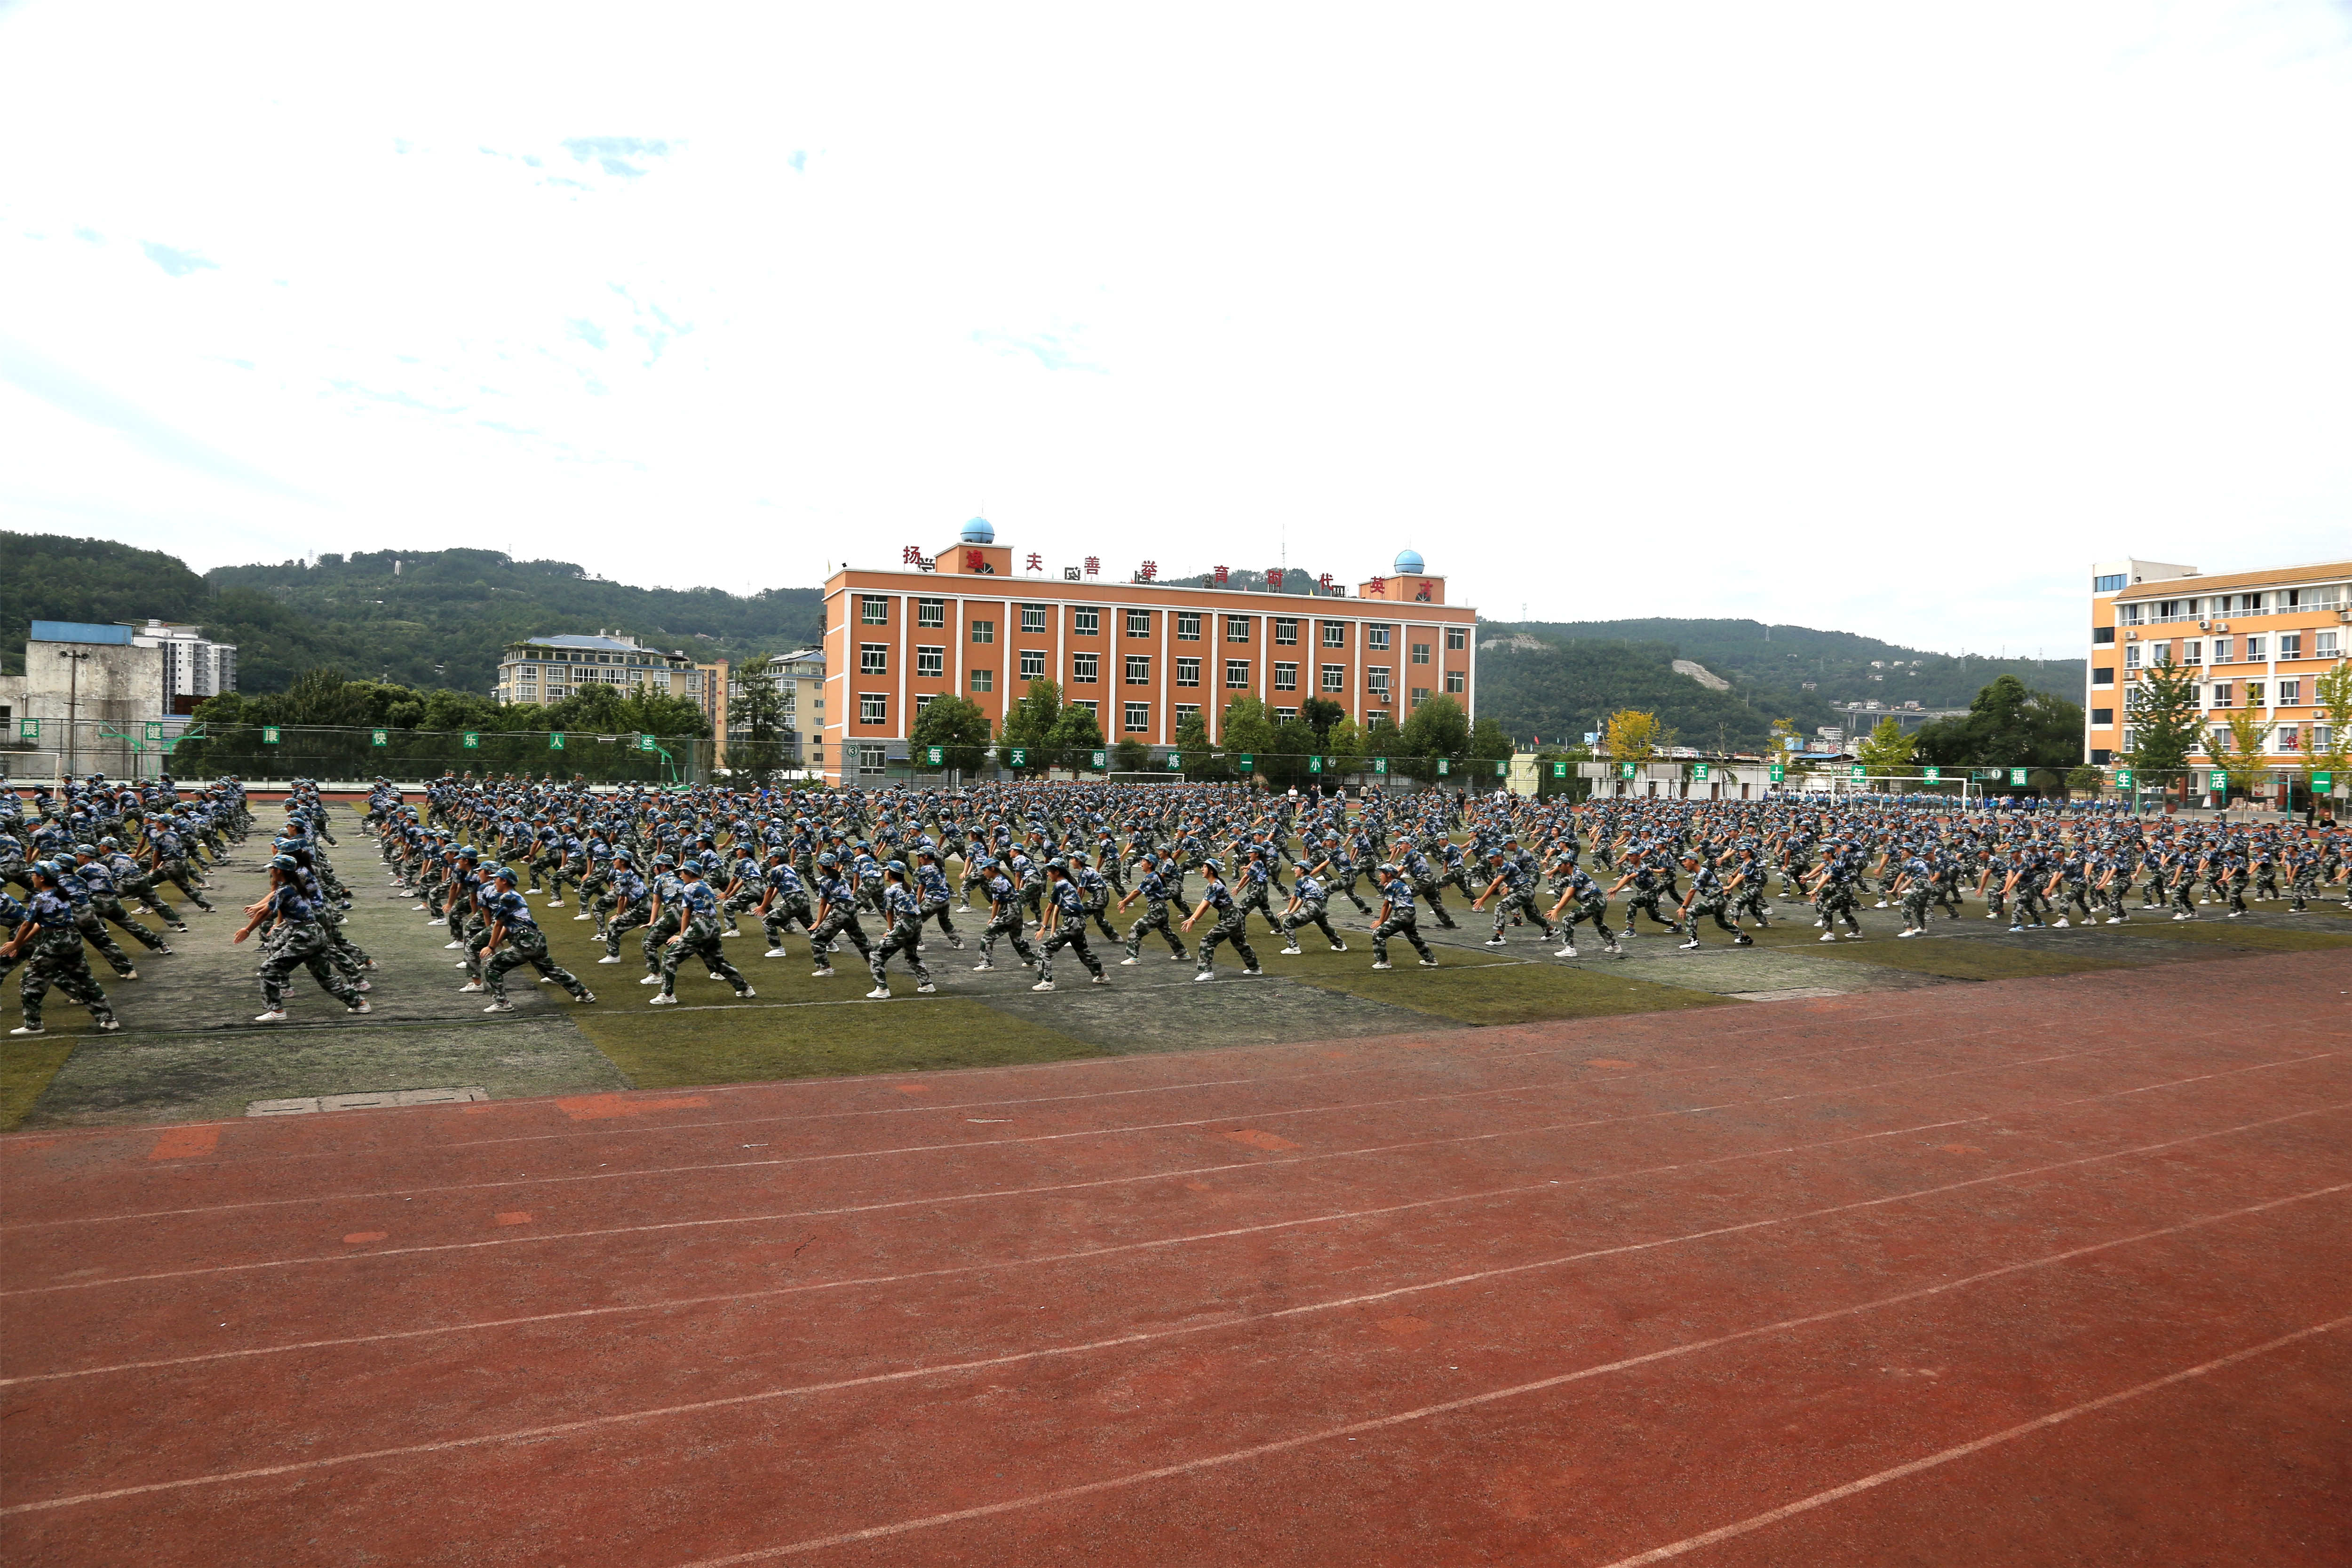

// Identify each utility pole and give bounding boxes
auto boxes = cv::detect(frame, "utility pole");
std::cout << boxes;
[57,648,90,783]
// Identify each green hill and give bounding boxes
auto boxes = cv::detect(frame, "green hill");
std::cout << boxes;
[1471,618,2083,752]
[3,534,824,691]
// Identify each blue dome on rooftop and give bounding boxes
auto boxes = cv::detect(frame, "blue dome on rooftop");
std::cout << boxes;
[1394,548,1425,573]
[960,516,995,544]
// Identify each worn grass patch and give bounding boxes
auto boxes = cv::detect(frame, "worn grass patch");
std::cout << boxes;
[574,996,1104,1089]
[2100,920,2352,953]
[0,1032,79,1133]
[1295,960,1736,1026]
[1796,939,2129,981]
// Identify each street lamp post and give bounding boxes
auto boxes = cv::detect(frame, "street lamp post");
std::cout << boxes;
[56,648,90,784]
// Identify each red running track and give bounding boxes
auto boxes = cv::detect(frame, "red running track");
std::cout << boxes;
[3,953,2347,1567]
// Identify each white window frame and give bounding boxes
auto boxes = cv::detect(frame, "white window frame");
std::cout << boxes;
[1273,661,1298,691]
[858,692,887,724]
[861,595,889,625]
[916,598,945,628]
[969,669,993,693]
[1125,655,1151,685]
[1071,652,1100,684]
[1273,617,1299,645]
[1124,609,1151,638]
[1176,612,1201,641]
[1225,658,1250,688]
[1123,701,1150,732]
[1019,649,1046,681]
[970,619,995,644]
[1020,605,1048,634]
[1073,606,1101,637]
[915,646,944,678]
[860,643,889,675]
[1176,657,1201,687]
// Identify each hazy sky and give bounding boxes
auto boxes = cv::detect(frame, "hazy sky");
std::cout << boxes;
[4,2,2347,658]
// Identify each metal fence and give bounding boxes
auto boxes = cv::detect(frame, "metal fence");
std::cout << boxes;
[3,720,713,787]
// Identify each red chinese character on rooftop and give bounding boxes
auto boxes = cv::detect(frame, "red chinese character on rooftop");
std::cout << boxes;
[1214,565,1230,586]
[1266,567,1285,591]
[1138,560,1158,581]
[965,549,986,573]
[1318,573,1334,593]
[902,545,922,565]
[1414,582,1431,602]
[1368,575,1387,597]
[1084,556,1099,576]
[1026,552,1043,572]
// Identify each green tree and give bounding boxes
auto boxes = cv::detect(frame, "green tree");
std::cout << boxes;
[1050,701,1107,772]
[1175,709,1227,779]
[909,692,993,772]
[1327,715,1366,774]
[1913,674,2083,772]
[1601,708,1660,769]
[999,680,1065,773]
[1110,738,1152,772]
[1766,717,1804,768]
[1854,715,1915,778]
[1268,716,1317,788]
[1221,696,1279,782]
[2120,656,2205,796]
[2211,709,2277,803]
[1297,697,1347,746]
[1398,693,1470,782]
[726,666,789,780]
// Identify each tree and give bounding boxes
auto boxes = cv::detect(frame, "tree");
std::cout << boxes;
[2211,709,2278,803]
[998,680,1064,773]
[2064,763,2105,794]
[1601,708,1660,770]
[1049,702,1107,772]
[1854,715,1915,778]
[1766,717,1804,768]
[1297,697,1347,746]
[1396,693,1470,782]
[1221,696,1279,781]
[2296,661,2352,812]
[2121,656,2205,796]
[1326,715,1366,774]
[726,666,788,780]
[1913,674,2083,772]
[1175,709,1228,779]
[1467,716,1512,791]
[909,693,992,772]
[1110,738,1152,772]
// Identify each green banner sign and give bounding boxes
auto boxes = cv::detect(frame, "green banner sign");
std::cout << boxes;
[1435,757,1450,776]
[1310,756,1324,773]
[462,731,480,749]
[1008,747,1026,767]
[2312,771,2334,790]
[1372,756,1388,774]
[370,729,389,748]
[1166,751,1182,770]
[1551,760,1567,779]
[2113,767,2132,788]
[1090,749,1106,769]
[1922,766,1941,782]
[1849,764,1867,782]
[19,719,38,740]
[1238,753,1254,772]
[1768,764,1785,783]
[637,734,656,752]
[262,725,279,744]
[1492,759,1505,777]
[1692,763,1709,782]
[2009,767,2029,786]
[549,732,566,751]
[144,721,164,743]
[2208,769,2227,791]
[1618,762,1636,779]
[925,746,944,765]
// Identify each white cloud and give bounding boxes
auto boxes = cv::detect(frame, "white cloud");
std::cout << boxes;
[0,0,2347,653]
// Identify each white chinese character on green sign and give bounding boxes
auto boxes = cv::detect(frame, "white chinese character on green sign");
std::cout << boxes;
[371,729,389,748]
[462,732,480,749]
[550,732,566,751]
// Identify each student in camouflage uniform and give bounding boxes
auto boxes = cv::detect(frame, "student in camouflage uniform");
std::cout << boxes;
[1116,855,1189,963]
[1367,862,1438,971]
[71,845,170,959]
[866,861,938,997]
[1182,860,1261,981]
[1546,864,1620,958]
[810,853,875,977]
[1275,868,1348,955]
[649,864,753,1003]
[477,867,596,1011]
[231,855,365,1024]
[5,867,123,1035]
[1471,848,1556,947]
[1032,860,1107,991]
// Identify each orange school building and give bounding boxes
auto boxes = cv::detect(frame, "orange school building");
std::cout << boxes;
[818,520,1478,786]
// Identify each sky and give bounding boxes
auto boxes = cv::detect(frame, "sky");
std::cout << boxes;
[3,1,2348,661]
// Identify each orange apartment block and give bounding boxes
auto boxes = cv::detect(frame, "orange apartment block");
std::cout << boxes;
[818,519,1477,786]
[2088,555,2351,800]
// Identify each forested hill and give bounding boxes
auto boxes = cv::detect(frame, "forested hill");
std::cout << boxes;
[4,534,824,691]
[1471,618,2083,752]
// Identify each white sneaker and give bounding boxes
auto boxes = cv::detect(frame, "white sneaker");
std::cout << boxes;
[2106,916,2122,924]
[8,1024,45,1036]
[1119,956,1140,965]
[596,955,623,963]
[737,987,755,998]
[1843,932,1863,940]
[573,913,593,921]
[1820,933,1838,942]
[866,986,892,999]
[544,900,564,908]
[457,981,486,994]
[252,1010,288,1024]
[1554,946,1577,958]
[1031,979,1054,992]
[1371,961,1392,970]
[483,1001,513,1013]
[1678,939,1700,950]
[1193,971,1216,981]
[638,974,660,985]
[916,981,936,993]
[1091,974,1109,985]
[1280,945,1303,955]
[443,940,464,949]
[764,948,789,958]
[1872,900,1888,909]
[348,1000,371,1014]
[1896,930,1917,939]
[2053,918,2069,929]
[649,994,678,1005]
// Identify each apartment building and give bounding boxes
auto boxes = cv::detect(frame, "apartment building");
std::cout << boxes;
[761,647,825,771]
[492,633,710,709]
[123,620,238,712]
[818,519,1477,785]
[2088,556,2351,788]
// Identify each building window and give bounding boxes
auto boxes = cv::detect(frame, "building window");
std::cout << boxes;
[2090,666,2114,686]
[859,693,887,724]
[1176,657,1201,687]
[1073,607,1101,637]
[1072,699,1098,718]
[2124,644,2141,669]
[1367,667,1391,694]
[1021,605,1047,634]
[1410,686,1431,708]
[1176,612,1201,641]
[860,643,889,675]
[917,598,945,627]
[2090,707,2114,726]
[1274,618,1298,645]
[2211,683,2233,708]
[2277,680,2299,705]
[2279,726,2300,751]
[1223,615,1249,643]
[915,693,937,717]
[2279,633,2302,659]
[2245,681,2266,706]
[1321,664,1345,692]
[2211,637,2233,664]
[861,595,890,625]
[1322,622,1345,648]
[1125,609,1151,638]
[970,669,993,693]
[1366,711,1391,730]
[916,646,944,678]
[2245,635,2267,661]
[1125,655,1151,685]
[2091,626,2115,645]
[2234,593,2265,613]
[1123,702,1149,732]
[1276,707,1297,722]
[971,620,995,644]
[1446,670,1465,694]
[1367,625,1391,650]
[1274,662,1298,691]
[1020,650,1046,681]
[1225,659,1250,688]
[1071,652,1100,683]
[2184,640,2202,664]
[2094,573,2127,593]
[1411,642,1431,665]
[1446,627,1466,651]
[2315,724,2335,749]
[858,744,885,772]
[2318,631,2340,657]
[1175,703,1201,725]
